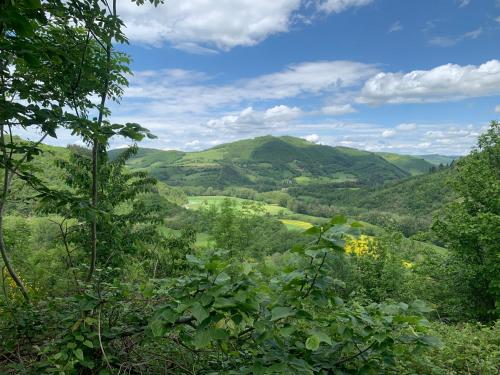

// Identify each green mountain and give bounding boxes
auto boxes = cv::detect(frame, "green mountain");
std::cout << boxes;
[113,136,410,190]
[376,152,434,176]
[289,167,455,235]
[417,154,458,166]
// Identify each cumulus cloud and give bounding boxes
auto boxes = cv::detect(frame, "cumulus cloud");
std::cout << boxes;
[316,0,374,14]
[205,105,302,134]
[185,139,201,149]
[117,0,374,52]
[321,104,357,115]
[118,0,302,50]
[304,134,321,143]
[429,27,482,47]
[358,59,500,104]
[382,129,396,138]
[495,105,500,113]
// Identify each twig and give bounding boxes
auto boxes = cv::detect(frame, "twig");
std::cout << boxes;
[98,306,112,370]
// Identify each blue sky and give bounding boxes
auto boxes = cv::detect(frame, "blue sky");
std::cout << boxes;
[56,0,500,154]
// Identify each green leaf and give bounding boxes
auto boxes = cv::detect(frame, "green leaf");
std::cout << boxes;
[191,302,209,323]
[83,340,93,348]
[305,335,320,351]
[419,335,442,348]
[311,330,332,345]
[330,215,347,225]
[242,262,253,275]
[271,306,294,321]
[73,348,84,361]
[186,254,203,265]
[193,329,212,349]
[410,300,433,313]
[303,226,321,235]
[150,319,165,338]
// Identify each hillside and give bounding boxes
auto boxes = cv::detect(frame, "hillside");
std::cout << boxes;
[113,136,410,190]
[377,152,434,175]
[417,154,458,166]
[8,140,187,214]
[288,167,455,235]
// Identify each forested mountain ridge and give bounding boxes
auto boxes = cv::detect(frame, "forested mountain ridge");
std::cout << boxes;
[109,135,451,189]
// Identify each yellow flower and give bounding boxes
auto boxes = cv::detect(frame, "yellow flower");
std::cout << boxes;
[402,261,413,269]
[345,235,374,256]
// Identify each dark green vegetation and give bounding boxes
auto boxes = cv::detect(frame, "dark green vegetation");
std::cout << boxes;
[1,1,499,374]
[113,135,411,190]
[289,167,455,237]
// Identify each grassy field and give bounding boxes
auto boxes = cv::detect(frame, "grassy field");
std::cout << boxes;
[186,196,293,215]
[280,219,313,231]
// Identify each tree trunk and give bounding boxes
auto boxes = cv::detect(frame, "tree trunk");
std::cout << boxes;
[87,138,99,281]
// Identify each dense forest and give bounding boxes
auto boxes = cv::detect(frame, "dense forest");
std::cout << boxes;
[1,1,499,374]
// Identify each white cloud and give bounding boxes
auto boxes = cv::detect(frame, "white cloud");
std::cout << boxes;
[205,105,302,134]
[125,61,377,115]
[321,104,357,115]
[396,123,417,131]
[264,105,303,121]
[173,42,218,55]
[382,129,396,138]
[118,0,302,50]
[429,27,482,47]
[388,21,402,33]
[118,0,374,52]
[304,134,321,143]
[358,59,500,104]
[495,105,500,113]
[316,0,373,14]
[496,16,500,23]
[185,139,201,149]
[457,0,470,7]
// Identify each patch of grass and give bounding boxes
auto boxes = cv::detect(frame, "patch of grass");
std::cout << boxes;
[280,219,313,231]
[186,196,293,216]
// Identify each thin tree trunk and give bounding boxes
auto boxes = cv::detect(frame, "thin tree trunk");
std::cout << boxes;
[0,213,29,301]
[0,130,29,300]
[87,138,99,281]
[86,0,116,282]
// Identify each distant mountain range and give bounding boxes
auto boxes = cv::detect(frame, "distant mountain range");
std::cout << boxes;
[110,135,456,190]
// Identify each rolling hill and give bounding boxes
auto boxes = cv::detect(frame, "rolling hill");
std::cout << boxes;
[376,152,435,175]
[112,136,411,190]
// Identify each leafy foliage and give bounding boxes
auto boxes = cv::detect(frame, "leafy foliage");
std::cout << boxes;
[434,121,500,321]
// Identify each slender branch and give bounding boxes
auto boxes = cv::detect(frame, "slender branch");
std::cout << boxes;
[304,250,328,297]
[333,341,375,367]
